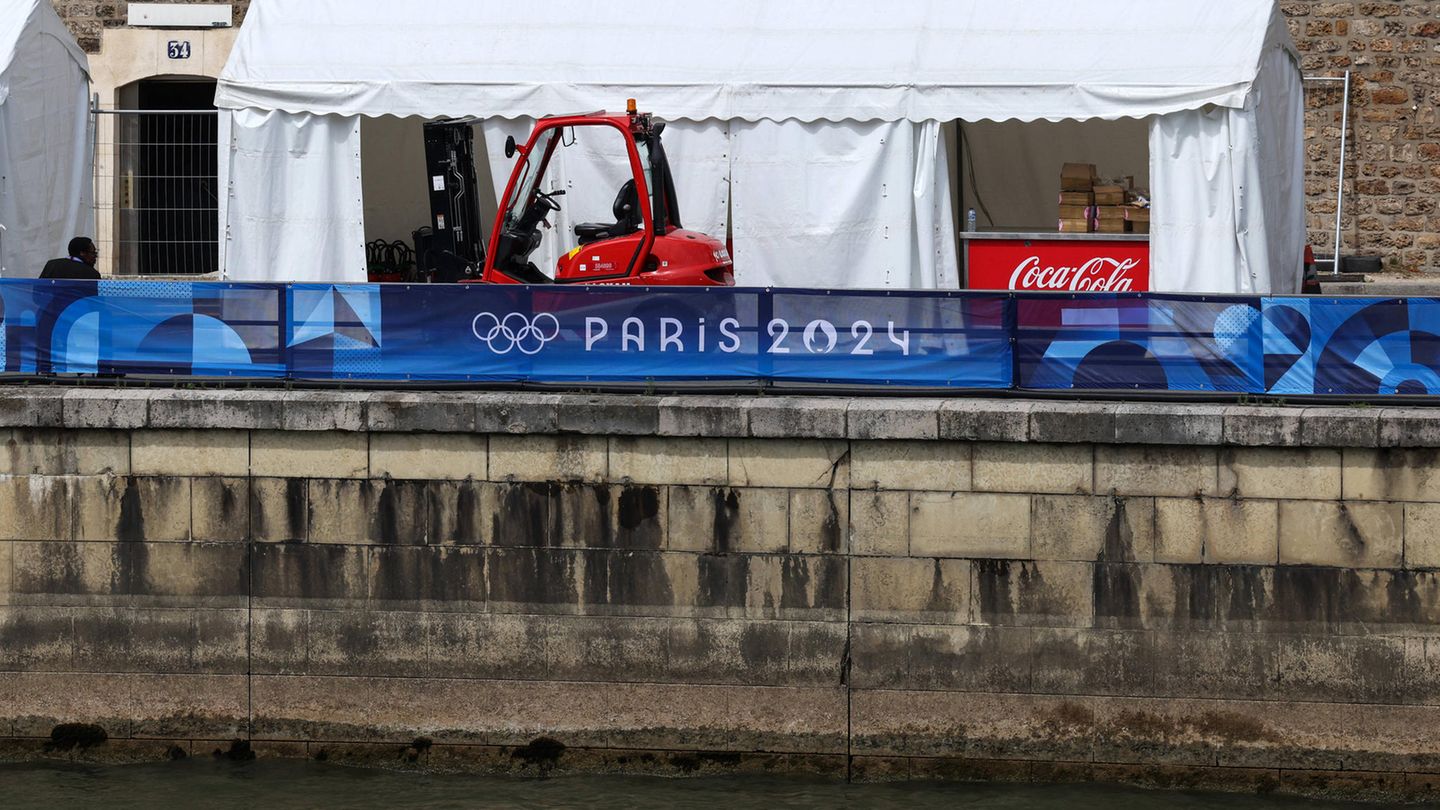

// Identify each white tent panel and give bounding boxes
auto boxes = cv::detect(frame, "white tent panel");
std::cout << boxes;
[0,0,92,278]
[223,109,367,283]
[218,0,1285,125]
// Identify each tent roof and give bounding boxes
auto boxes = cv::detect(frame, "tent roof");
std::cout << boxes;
[0,0,89,101]
[217,0,1298,123]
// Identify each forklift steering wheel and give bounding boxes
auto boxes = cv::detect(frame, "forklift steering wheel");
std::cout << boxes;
[536,189,565,212]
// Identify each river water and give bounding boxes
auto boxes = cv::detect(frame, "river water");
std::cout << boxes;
[0,760,1388,809]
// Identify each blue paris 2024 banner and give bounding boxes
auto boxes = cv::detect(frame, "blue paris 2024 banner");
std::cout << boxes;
[0,279,1437,397]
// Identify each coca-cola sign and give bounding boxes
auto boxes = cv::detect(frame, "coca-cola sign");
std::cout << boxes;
[967,238,1150,292]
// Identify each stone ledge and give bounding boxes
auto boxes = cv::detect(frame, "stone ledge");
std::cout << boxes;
[4,387,1422,448]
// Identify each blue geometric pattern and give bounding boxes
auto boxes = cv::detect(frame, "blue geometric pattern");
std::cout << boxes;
[2,280,1440,396]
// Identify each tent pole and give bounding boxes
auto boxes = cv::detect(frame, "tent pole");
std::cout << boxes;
[1331,70,1350,276]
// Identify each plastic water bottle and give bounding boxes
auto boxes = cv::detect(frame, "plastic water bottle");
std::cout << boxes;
[966,208,978,232]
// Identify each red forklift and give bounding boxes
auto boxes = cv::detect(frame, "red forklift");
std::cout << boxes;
[415,101,733,287]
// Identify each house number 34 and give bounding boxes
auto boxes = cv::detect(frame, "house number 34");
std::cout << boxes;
[167,41,192,59]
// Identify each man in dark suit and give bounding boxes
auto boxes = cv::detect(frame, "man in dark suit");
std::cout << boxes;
[39,237,101,280]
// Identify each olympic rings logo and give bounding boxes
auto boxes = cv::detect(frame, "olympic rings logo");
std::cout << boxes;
[470,312,561,355]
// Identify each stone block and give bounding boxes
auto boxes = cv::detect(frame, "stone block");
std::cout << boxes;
[850,440,968,492]
[0,605,74,669]
[1405,503,1440,569]
[747,397,848,439]
[909,492,1030,559]
[62,389,151,430]
[972,559,1095,628]
[0,540,10,605]
[488,483,552,547]
[131,429,249,477]
[1151,631,1277,700]
[281,391,368,432]
[558,483,666,550]
[788,489,847,554]
[1379,408,1440,448]
[249,477,308,543]
[72,475,192,542]
[302,609,428,677]
[743,554,846,621]
[846,399,943,440]
[490,434,608,483]
[0,389,64,427]
[369,432,487,480]
[904,624,1034,693]
[937,400,1031,442]
[850,490,909,556]
[191,478,248,542]
[1115,404,1224,445]
[484,547,582,612]
[726,438,845,490]
[664,618,790,686]
[1030,628,1156,696]
[147,389,287,430]
[308,479,429,545]
[1222,406,1303,447]
[366,392,476,433]
[1273,634,1407,703]
[973,442,1091,495]
[1219,446,1342,500]
[579,549,691,617]
[544,615,672,682]
[251,430,368,479]
[609,436,723,486]
[556,395,660,436]
[250,544,370,609]
[1031,494,1154,562]
[1028,402,1115,444]
[1,429,129,475]
[71,607,203,673]
[1278,500,1403,568]
[249,608,309,675]
[1153,498,1278,565]
[0,476,70,541]
[851,557,970,624]
[1301,407,1379,447]
[424,612,547,680]
[657,396,750,437]
[11,541,246,608]
[1094,445,1218,497]
[1344,447,1440,502]
[666,485,788,554]
[424,480,489,546]
[473,392,560,434]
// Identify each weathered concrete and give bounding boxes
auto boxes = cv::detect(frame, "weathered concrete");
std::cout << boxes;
[2,388,1439,802]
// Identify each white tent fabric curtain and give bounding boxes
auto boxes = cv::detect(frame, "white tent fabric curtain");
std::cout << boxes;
[1149,36,1304,294]
[0,0,92,278]
[222,109,366,283]
[730,120,956,288]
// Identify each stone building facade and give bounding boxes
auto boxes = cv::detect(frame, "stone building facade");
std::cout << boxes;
[47,0,1440,274]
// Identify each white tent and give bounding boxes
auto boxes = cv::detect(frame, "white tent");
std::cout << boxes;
[0,0,92,278]
[216,0,1303,294]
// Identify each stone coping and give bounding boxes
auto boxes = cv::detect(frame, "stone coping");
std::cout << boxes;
[0,387,1430,447]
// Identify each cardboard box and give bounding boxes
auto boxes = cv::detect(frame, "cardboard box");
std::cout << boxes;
[1095,218,1128,234]
[1130,221,1150,234]
[1125,207,1150,222]
[1093,184,1126,206]
[1059,204,1094,220]
[1058,217,1093,233]
[1059,191,1095,206]
[1095,205,1127,221]
[1061,163,1097,192]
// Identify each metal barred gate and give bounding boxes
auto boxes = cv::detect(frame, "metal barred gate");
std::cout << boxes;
[91,105,220,278]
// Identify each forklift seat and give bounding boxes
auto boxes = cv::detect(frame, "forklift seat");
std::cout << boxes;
[574,180,642,245]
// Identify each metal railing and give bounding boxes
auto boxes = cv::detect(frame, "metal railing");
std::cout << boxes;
[92,105,220,277]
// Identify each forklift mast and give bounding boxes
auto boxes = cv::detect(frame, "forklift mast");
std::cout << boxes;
[421,118,485,280]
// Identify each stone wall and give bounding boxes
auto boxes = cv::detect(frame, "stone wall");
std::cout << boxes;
[3,389,1440,800]
[51,1,249,52]
[1283,1,1437,272]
